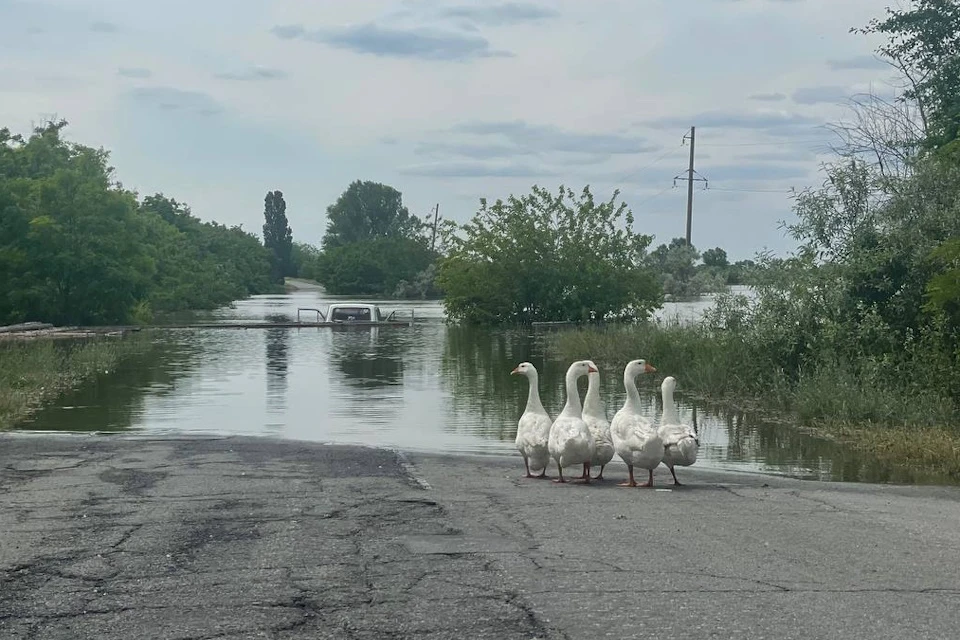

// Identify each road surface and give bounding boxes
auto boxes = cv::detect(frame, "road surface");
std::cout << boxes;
[2,434,959,639]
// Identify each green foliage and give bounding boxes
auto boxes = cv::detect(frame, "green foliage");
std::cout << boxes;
[317,237,438,297]
[291,241,323,281]
[262,190,293,284]
[701,247,728,268]
[856,0,960,150]
[322,180,423,249]
[925,237,960,323]
[0,121,274,325]
[437,185,662,324]
[315,181,439,296]
[648,238,743,296]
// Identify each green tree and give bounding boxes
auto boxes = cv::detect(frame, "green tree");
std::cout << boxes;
[0,121,153,325]
[437,185,662,324]
[702,247,729,268]
[322,180,422,248]
[855,0,960,150]
[0,120,275,325]
[263,190,293,283]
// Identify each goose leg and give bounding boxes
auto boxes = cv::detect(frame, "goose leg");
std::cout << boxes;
[552,461,566,484]
[522,456,535,479]
[593,464,605,481]
[574,462,589,482]
[638,468,654,488]
[617,465,637,487]
[670,466,682,486]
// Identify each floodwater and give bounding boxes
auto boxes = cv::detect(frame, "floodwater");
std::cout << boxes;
[13,288,913,483]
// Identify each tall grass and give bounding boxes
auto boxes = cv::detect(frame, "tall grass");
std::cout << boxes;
[0,334,150,430]
[551,320,959,429]
[550,318,960,480]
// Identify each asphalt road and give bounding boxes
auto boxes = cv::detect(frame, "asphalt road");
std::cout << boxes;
[2,434,959,639]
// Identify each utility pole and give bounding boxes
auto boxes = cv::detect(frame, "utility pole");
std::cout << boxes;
[430,203,440,252]
[673,126,707,247]
[684,126,695,246]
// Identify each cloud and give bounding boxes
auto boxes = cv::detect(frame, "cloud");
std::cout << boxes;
[271,24,305,39]
[436,2,559,26]
[827,55,888,71]
[415,141,534,159]
[117,67,153,79]
[643,110,822,133]
[451,120,659,155]
[214,66,287,81]
[126,86,223,116]
[791,85,851,105]
[741,148,820,162]
[749,92,786,102]
[273,22,511,61]
[398,161,557,177]
[89,21,118,33]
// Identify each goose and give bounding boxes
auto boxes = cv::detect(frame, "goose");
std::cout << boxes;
[580,359,615,481]
[657,375,699,486]
[548,360,597,484]
[510,362,552,479]
[610,359,664,487]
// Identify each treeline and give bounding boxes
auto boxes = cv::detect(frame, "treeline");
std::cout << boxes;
[0,121,276,325]
[647,238,756,297]
[294,180,447,299]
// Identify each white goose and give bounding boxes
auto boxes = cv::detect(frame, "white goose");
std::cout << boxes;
[510,362,552,479]
[657,375,699,485]
[548,360,597,483]
[610,358,664,487]
[581,359,615,481]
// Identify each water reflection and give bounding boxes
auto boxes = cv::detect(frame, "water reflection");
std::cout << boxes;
[265,327,289,423]
[10,292,952,485]
[330,327,407,388]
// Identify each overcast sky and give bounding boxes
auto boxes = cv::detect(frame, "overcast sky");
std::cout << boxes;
[2,0,897,259]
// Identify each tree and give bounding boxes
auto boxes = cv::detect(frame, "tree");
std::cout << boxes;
[437,185,662,324]
[702,247,729,268]
[855,0,960,151]
[0,120,275,325]
[322,180,421,248]
[263,190,292,284]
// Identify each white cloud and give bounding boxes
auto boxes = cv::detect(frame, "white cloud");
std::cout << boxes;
[0,0,896,259]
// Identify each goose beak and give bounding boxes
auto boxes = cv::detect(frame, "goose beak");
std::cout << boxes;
[587,364,598,373]
[510,367,519,375]
[644,363,657,373]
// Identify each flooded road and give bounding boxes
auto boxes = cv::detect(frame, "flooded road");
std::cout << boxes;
[12,289,908,483]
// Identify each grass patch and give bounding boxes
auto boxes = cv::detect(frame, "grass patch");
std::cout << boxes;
[0,334,152,430]
[550,322,960,482]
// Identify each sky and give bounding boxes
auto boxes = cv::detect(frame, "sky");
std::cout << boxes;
[1,0,898,260]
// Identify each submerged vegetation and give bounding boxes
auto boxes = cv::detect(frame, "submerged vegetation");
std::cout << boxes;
[0,335,153,430]
[554,0,960,479]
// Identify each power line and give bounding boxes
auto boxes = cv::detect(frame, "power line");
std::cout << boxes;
[618,138,690,184]
[632,183,680,208]
[705,186,796,194]
[700,138,833,148]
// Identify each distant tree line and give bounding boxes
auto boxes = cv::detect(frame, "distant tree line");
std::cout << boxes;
[0,121,277,325]
[647,238,757,297]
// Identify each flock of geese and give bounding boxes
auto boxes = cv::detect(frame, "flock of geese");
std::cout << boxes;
[510,359,698,487]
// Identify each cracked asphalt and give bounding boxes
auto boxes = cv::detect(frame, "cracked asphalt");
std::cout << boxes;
[2,435,960,639]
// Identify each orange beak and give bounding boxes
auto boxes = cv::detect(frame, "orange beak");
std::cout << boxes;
[587,364,598,373]
[644,363,656,373]
[510,367,519,375]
